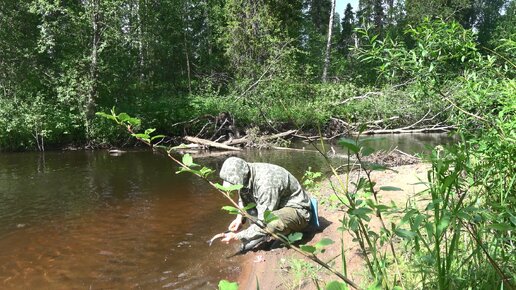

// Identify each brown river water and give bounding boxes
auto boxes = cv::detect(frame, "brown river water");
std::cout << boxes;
[0,134,453,289]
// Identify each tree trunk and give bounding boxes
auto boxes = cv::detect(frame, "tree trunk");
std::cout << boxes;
[322,0,336,83]
[86,0,101,139]
[137,0,145,81]
[183,1,192,94]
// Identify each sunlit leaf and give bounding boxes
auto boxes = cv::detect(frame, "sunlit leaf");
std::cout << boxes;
[214,183,243,192]
[182,154,193,167]
[300,245,316,254]
[221,206,240,215]
[126,117,141,127]
[315,238,334,248]
[199,167,214,178]
[131,133,150,140]
[287,232,303,244]
[243,203,256,210]
[144,128,156,135]
[218,280,238,290]
[175,167,199,175]
[95,111,117,121]
[117,112,130,122]
[151,134,166,141]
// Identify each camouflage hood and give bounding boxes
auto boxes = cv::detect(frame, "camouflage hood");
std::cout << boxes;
[219,157,250,187]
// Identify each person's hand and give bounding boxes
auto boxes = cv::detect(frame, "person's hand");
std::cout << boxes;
[220,232,238,243]
[228,215,243,232]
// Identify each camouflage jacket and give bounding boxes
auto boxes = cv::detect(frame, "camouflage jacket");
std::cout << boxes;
[219,157,311,242]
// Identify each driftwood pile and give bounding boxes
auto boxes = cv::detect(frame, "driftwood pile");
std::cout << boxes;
[175,129,298,154]
[171,108,454,155]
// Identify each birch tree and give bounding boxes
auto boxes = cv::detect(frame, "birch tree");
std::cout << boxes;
[322,0,335,82]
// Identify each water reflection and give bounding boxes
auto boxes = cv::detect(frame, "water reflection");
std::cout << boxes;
[0,151,242,289]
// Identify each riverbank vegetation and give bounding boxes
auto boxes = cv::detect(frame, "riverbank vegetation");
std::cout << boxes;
[1,0,514,151]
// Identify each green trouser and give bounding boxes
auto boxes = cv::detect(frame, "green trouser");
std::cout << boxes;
[265,207,309,236]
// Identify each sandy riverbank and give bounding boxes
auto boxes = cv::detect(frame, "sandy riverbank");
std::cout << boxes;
[236,162,431,290]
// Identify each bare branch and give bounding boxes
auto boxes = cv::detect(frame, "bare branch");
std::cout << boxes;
[439,91,488,122]
[335,91,382,106]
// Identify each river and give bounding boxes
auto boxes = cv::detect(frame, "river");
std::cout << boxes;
[0,133,453,289]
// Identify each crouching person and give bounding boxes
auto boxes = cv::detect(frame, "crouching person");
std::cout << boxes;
[218,157,313,251]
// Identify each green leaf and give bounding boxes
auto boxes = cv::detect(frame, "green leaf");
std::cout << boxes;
[243,203,256,210]
[95,111,117,121]
[510,216,516,226]
[287,232,303,243]
[151,134,166,141]
[366,200,390,212]
[315,238,335,248]
[215,183,243,192]
[437,214,451,234]
[380,186,402,191]
[338,138,360,153]
[144,128,156,135]
[350,208,373,221]
[487,223,514,231]
[175,167,199,175]
[218,280,239,290]
[361,146,375,157]
[125,117,141,127]
[326,281,348,290]
[117,112,131,122]
[264,210,278,223]
[300,245,316,254]
[131,133,150,140]
[182,154,193,167]
[199,167,214,178]
[221,206,240,215]
[394,228,416,240]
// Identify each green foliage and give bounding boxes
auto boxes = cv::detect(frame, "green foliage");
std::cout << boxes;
[326,281,349,290]
[221,206,240,215]
[1,1,514,151]
[301,237,335,255]
[302,167,323,190]
[218,280,238,290]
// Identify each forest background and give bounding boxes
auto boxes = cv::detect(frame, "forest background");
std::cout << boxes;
[0,0,514,151]
[2,1,514,288]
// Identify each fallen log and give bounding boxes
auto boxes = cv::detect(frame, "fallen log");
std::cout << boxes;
[359,125,456,135]
[223,130,298,146]
[224,135,249,146]
[271,146,316,152]
[263,129,297,141]
[184,136,242,151]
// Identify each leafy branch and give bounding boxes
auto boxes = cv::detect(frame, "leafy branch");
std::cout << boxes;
[96,108,361,290]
